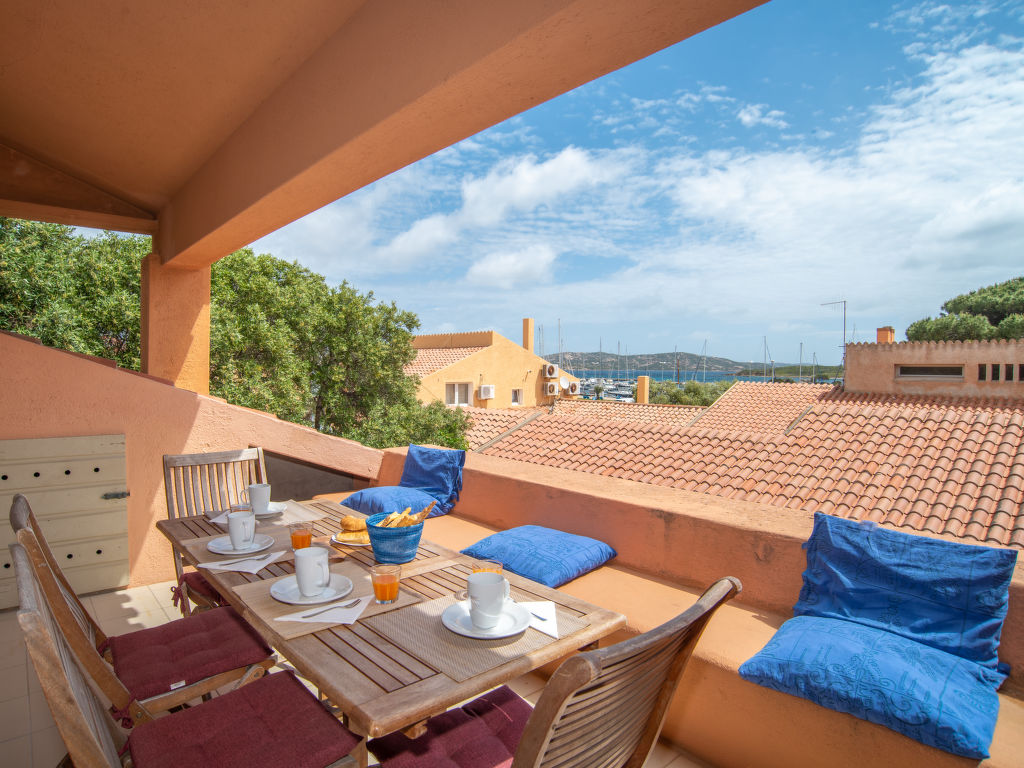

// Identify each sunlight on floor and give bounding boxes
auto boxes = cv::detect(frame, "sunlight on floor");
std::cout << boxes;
[1,581,711,767]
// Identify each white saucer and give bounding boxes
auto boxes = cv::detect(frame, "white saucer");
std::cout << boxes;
[206,534,274,555]
[441,600,531,639]
[254,501,287,519]
[331,534,371,547]
[269,573,354,605]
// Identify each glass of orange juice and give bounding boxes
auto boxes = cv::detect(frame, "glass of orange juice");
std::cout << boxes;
[370,564,401,604]
[472,559,503,575]
[289,522,313,550]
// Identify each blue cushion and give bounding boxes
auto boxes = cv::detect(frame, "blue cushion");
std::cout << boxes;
[461,525,616,588]
[397,445,466,517]
[340,487,438,518]
[739,616,1005,759]
[796,513,1017,669]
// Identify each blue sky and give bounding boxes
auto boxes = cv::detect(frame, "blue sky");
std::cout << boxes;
[252,0,1024,366]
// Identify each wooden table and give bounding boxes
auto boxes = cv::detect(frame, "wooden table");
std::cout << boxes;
[157,500,626,765]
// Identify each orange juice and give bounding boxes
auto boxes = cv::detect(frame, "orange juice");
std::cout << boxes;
[290,528,312,549]
[372,573,400,602]
[472,559,503,574]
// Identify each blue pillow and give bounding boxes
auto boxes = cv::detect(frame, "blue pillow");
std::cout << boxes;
[398,445,466,517]
[462,525,616,588]
[340,487,438,519]
[739,616,1004,759]
[796,513,1017,670]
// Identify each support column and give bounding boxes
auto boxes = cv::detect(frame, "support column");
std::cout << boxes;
[140,253,211,394]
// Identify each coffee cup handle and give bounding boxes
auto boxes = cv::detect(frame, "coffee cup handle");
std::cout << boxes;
[503,578,510,601]
[240,488,249,501]
[319,559,330,589]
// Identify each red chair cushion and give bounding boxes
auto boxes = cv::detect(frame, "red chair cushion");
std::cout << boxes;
[129,671,359,768]
[369,686,532,768]
[181,570,224,604]
[108,606,271,701]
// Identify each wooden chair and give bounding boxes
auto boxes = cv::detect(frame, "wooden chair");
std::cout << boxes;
[10,541,361,768]
[369,576,742,768]
[163,448,267,615]
[10,493,275,728]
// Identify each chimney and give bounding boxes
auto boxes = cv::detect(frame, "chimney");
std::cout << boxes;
[877,326,895,344]
[523,318,535,352]
[636,375,650,404]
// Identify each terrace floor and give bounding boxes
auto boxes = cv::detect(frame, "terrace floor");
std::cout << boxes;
[1,581,711,767]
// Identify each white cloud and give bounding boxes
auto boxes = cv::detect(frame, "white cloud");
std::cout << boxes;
[736,103,789,129]
[465,244,558,287]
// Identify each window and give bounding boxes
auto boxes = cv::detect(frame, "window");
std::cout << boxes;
[991,364,1000,382]
[896,365,963,379]
[1005,364,1014,382]
[445,382,471,406]
[511,389,523,405]
[978,364,987,382]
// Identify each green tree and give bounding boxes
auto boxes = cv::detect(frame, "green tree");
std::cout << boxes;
[649,379,734,406]
[0,218,144,368]
[907,277,1024,341]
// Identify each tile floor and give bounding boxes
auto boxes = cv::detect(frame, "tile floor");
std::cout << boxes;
[0,581,712,768]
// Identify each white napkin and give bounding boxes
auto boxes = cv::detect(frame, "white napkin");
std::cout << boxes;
[276,595,373,624]
[520,600,559,638]
[197,550,287,574]
[206,509,232,525]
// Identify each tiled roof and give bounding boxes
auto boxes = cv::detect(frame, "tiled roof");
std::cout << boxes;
[463,406,546,449]
[480,383,1024,548]
[691,381,834,435]
[552,398,703,427]
[404,347,485,377]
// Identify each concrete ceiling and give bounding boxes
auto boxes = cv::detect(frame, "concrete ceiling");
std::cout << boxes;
[0,0,765,268]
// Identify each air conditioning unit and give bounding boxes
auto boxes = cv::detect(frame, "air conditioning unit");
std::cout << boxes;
[542,363,559,379]
[567,381,580,396]
[543,382,558,396]
[478,384,495,400]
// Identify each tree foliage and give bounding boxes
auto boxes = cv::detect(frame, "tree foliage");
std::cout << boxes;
[648,379,735,406]
[907,277,1024,341]
[0,218,467,449]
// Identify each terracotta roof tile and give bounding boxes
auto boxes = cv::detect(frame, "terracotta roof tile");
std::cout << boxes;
[479,384,1024,549]
[404,346,485,377]
[551,398,703,426]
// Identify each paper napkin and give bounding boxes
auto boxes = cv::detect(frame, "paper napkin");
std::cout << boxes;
[206,510,232,525]
[520,600,559,638]
[276,595,372,624]
[197,550,287,574]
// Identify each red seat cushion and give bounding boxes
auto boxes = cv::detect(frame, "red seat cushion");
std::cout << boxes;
[108,606,271,701]
[129,671,359,768]
[369,686,532,768]
[180,570,224,604]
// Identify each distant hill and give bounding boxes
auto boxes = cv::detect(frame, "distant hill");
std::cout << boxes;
[544,350,747,374]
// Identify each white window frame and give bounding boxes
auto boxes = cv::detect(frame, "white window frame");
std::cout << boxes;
[511,388,523,405]
[445,382,472,407]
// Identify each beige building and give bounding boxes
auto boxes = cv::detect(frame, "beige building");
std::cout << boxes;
[405,319,579,409]
[845,326,1024,398]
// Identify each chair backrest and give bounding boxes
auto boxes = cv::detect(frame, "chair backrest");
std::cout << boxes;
[10,496,137,719]
[10,494,107,649]
[163,448,267,521]
[513,576,741,768]
[11,542,123,768]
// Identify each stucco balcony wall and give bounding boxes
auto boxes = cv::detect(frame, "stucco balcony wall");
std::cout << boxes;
[0,332,383,586]
[375,446,1024,691]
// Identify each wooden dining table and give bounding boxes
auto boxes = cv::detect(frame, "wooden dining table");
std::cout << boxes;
[156,499,626,767]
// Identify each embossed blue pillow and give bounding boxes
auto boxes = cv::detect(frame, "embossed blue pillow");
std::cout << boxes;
[340,487,438,518]
[796,513,1017,670]
[739,616,1004,759]
[461,525,616,588]
[398,445,465,517]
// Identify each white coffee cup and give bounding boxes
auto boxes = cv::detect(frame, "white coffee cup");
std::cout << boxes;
[243,483,271,515]
[294,547,330,598]
[467,571,510,629]
[227,510,256,550]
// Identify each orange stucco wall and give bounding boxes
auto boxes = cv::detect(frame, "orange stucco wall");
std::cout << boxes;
[846,338,1024,397]
[375,447,1024,690]
[416,333,579,408]
[0,332,382,587]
